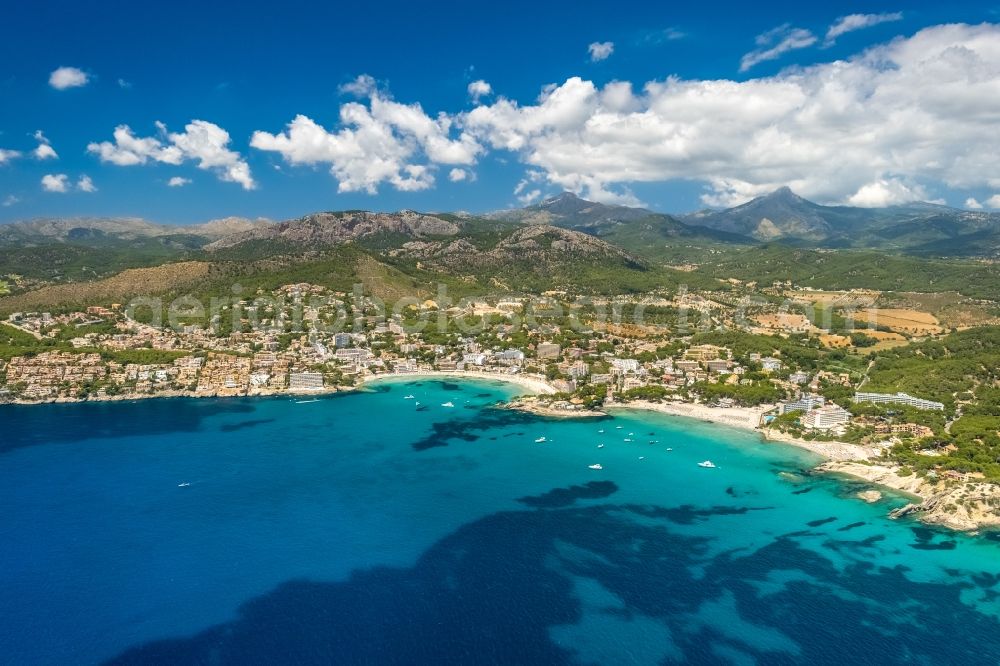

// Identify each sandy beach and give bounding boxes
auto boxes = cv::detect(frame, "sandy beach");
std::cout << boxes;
[362,370,557,395]
[609,399,765,430]
[608,399,876,462]
[759,428,878,462]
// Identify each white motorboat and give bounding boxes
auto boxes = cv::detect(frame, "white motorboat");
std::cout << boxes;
[441,401,455,407]
[588,464,603,470]
[535,437,547,443]
[697,460,717,468]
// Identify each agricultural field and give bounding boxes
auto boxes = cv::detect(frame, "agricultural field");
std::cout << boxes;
[786,289,880,308]
[884,291,1000,330]
[855,308,943,335]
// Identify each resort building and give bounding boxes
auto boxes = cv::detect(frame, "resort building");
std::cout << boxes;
[801,404,851,430]
[706,359,731,374]
[685,344,729,361]
[779,394,825,414]
[497,349,525,364]
[288,372,324,390]
[675,360,700,373]
[853,391,945,411]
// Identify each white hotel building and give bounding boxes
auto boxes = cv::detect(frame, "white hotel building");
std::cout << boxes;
[853,392,945,411]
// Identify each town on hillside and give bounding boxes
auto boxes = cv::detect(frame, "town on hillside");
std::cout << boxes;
[3,279,997,486]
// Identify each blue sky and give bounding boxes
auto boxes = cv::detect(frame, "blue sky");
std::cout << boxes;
[2,0,1000,223]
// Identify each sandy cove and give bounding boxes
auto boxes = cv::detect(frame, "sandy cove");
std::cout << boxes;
[361,370,557,396]
[611,400,1000,532]
[608,399,875,461]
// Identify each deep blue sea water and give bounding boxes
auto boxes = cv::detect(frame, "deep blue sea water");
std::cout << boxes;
[3,378,1000,664]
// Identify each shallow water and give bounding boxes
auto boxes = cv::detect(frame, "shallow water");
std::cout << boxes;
[1,378,999,664]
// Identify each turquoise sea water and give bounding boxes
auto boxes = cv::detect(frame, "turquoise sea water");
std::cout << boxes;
[2,378,1000,664]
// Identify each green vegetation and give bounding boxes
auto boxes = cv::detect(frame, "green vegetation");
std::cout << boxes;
[692,380,783,406]
[690,245,1000,299]
[0,237,201,283]
[864,326,1000,408]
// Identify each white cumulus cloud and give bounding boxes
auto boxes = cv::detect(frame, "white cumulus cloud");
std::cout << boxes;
[49,66,89,90]
[88,120,255,189]
[339,74,378,97]
[32,130,58,160]
[77,175,97,193]
[0,149,21,164]
[987,194,1000,209]
[168,176,192,187]
[740,24,817,71]
[251,90,482,194]
[825,12,904,45]
[467,80,492,102]
[41,174,69,192]
[588,41,614,62]
[3,195,20,207]
[448,168,468,182]
[847,179,926,207]
[965,197,983,209]
[459,23,1000,207]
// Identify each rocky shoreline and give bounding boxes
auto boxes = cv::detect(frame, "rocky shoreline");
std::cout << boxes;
[818,461,1000,532]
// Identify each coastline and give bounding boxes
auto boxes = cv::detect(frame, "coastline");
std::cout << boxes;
[597,399,1000,531]
[7,369,998,531]
[606,399,876,462]
[3,385,346,406]
[361,370,557,395]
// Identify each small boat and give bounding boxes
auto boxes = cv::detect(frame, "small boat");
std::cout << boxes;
[178,482,190,487]
[295,399,319,404]
[697,460,717,468]
[441,401,455,407]
[534,436,547,443]
[628,432,634,436]
[639,456,645,460]
[404,395,415,400]
[666,447,673,451]
[597,429,605,434]
[597,444,605,448]
[616,426,623,429]
[588,464,603,470]
[623,438,632,442]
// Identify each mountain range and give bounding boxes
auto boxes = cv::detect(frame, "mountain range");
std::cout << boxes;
[5,188,1000,257]
[2,188,1000,300]
[485,189,1000,257]
[682,187,1000,254]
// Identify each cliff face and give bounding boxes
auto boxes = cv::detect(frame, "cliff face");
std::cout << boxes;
[206,211,460,251]
[388,224,642,270]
